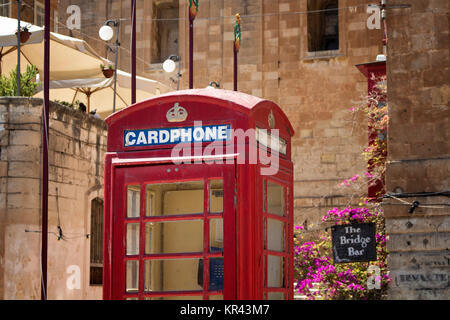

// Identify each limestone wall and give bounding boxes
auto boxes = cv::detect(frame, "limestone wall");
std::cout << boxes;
[0,97,107,299]
[384,0,450,299]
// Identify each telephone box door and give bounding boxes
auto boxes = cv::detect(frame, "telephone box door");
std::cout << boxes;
[111,163,235,300]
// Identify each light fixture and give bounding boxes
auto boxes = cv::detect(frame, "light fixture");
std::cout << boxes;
[99,25,114,41]
[376,54,386,62]
[206,81,220,89]
[99,20,120,113]
[163,59,176,73]
[163,55,181,90]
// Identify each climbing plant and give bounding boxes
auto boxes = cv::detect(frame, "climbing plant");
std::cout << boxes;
[294,75,390,300]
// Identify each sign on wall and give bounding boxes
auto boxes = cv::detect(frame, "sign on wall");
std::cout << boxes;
[331,223,377,264]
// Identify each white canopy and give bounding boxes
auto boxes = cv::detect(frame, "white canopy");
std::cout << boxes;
[0,16,108,80]
[34,70,171,119]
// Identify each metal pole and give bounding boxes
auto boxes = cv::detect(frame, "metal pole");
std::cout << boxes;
[189,17,193,89]
[233,49,237,91]
[131,0,136,104]
[112,23,119,113]
[16,0,21,96]
[177,57,181,91]
[41,0,50,300]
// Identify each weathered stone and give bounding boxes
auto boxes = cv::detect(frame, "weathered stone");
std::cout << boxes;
[0,97,106,300]
[387,232,450,253]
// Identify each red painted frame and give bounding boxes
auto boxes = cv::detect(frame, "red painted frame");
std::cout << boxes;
[103,89,295,300]
[261,166,294,300]
[111,163,235,300]
[356,61,387,200]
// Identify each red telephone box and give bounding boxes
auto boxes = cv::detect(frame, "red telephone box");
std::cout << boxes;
[103,89,294,300]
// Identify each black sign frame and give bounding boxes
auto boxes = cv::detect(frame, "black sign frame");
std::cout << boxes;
[331,222,377,264]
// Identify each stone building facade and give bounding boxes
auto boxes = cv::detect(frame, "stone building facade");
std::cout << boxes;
[56,0,384,230]
[1,0,59,31]
[0,97,107,299]
[5,0,449,300]
[383,0,449,299]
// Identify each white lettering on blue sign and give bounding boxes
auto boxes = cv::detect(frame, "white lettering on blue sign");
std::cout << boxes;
[124,124,231,147]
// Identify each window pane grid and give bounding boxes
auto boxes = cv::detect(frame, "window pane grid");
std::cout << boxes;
[262,179,289,300]
[124,178,224,298]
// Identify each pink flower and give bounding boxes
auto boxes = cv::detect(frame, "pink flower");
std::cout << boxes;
[364,171,374,178]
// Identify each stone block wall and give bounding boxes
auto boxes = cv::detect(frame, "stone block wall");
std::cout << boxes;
[0,97,107,299]
[8,0,59,31]
[384,0,450,299]
[54,0,384,231]
[176,0,383,229]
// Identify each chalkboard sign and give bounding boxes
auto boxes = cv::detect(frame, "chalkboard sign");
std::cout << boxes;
[331,223,377,263]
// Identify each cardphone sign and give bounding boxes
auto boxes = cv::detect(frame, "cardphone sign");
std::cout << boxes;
[331,223,377,263]
[124,124,231,147]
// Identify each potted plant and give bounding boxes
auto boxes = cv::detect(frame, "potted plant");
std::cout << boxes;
[101,64,115,78]
[16,25,32,44]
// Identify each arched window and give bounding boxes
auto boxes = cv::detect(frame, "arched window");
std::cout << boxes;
[307,0,339,52]
[90,198,103,285]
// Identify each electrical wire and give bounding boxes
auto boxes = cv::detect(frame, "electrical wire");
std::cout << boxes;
[17,0,428,83]
[383,193,450,210]
[384,191,450,198]
[50,2,370,24]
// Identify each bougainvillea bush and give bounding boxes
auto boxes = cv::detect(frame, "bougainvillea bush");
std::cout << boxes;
[294,75,390,300]
[294,201,390,300]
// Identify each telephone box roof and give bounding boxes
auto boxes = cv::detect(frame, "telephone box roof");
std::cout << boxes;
[105,88,294,136]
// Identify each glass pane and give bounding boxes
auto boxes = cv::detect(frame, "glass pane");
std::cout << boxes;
[127,185,140,218]
[144,259,203,292]
[210,219,223,252]
[267,255,284,288]
[266,219,285,252]
[145,191,154,217]
[267,292,285,300]
[209,179,223,213]
[145,220,203,254]
[126,260,139,293]
[146,181,204,216]
[267,181,285,216]
[126,223,140,255]
[286,187,290,216]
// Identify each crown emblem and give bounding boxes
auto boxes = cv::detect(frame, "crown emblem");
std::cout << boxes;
[166,103,188,122]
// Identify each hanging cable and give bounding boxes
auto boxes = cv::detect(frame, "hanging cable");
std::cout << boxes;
[382,192,450,213]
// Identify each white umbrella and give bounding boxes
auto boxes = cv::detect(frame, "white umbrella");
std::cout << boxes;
[34,69,171,119]
[0,16,107,80]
